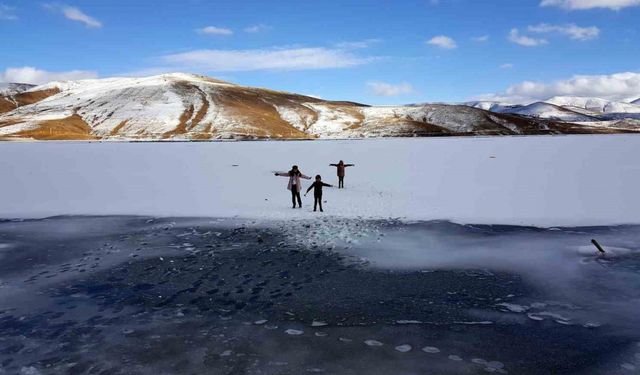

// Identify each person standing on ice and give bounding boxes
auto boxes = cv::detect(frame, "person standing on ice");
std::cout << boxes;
[275,165,311,208]
[305,175,333,212]
[329,160,355,189]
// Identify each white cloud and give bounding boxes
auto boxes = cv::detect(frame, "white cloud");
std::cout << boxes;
[198,26,233,35]
[44,4,102,28]
[161,47,376,72]
[367,81,415,96]
[472,35,489,42]
[500,63,514,69]
[426,35,457,49]
[473,72,640,103]
[244,24,270,33]
[334,39,382,49]
[508,28,548,47]
[528,23,600,40]
[0,66,97,85]
[540,0,640,10]
[0,4,17,20]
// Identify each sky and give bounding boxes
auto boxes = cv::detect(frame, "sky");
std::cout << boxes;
[1,0,640,105]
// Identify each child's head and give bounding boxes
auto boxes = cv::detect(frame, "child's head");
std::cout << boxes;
[315,175,321,180]
[339,160,344,165]
[292,165,299,171]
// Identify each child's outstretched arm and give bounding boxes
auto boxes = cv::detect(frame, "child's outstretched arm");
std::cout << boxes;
[274,172,288,177]
[304,184,314,196]
[322,182,333,187]
[301,174,312,180]
[329,164,338,167]
[345,164,355,167]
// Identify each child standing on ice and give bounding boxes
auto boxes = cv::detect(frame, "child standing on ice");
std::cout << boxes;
[329,160,355,189]
[275,165,311,208]
[305,175,333,212]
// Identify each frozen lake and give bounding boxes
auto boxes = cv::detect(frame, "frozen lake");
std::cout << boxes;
[1,135,639,374]
[0,135,639,226]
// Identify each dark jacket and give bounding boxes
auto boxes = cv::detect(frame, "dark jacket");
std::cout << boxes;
[306,181,332,196]
[330,163,354,177]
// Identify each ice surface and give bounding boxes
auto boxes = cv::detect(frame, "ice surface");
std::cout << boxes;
[1,216,639,374]
[0,136,639,227]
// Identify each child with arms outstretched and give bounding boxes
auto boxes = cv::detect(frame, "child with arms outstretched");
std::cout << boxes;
[305,175,333,212]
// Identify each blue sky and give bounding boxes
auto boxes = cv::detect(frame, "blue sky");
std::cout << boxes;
[1,0,640,104]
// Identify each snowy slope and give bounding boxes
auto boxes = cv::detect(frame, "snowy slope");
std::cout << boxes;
[545,96,640,114]
[0,83,35,96]
[505,102,598,122]
[0,73,634,140]
[465,96,640,126]
[464,101,521,113]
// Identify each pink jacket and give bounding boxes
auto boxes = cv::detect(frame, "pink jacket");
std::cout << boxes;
[276,172,311,192]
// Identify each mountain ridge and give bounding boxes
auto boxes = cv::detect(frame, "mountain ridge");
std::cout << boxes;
[0,73,636,140]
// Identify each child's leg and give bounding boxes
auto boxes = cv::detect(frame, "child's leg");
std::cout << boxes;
[317,195,323,212]
[313,197,318,211]
[291,189,296,207]
[296,191,302,207]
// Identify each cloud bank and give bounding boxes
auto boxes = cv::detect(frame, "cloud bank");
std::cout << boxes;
[0,66,97,85]
[540,0,640,10]
[162,47,376,72]
[367,82,415,96]
[474,72,640,103]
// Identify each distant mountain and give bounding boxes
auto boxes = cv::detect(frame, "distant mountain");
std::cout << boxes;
[0,73,635,141]
[545,96,640,115]
[504,102,599,122]
[632,98,640,105]
[466,95,640,126]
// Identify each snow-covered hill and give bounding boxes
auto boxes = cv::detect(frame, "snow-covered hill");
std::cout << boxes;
[505,102,599,122]
[465,96,640,127]
[545,96,640,115]
[0,82,35,96]
[0,73,634,140]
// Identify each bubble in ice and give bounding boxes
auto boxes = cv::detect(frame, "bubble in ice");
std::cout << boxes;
[220,350,232,357]
[472,358,488,365]
[583,322,601,328]
[254,319,268,325]
[315,332,328,337]
[265,324,278,330]
[339,337,353,342]
[496,303,529,313]
[448,355,463,361]
[555,319,572,325]
[364,340,384,347]
[422,346,441,353]
[486,361,505,369]
[395,344,412,352]
[527,313,544,321]
[311,320,328,327]
[537,311,570,321]
[285,329,303,335]
[396,320,422,324]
